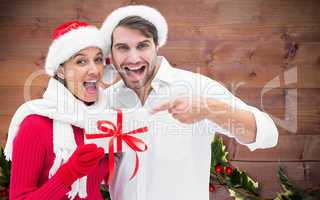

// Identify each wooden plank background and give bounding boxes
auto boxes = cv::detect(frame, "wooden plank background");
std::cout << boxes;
[0,0,319,199]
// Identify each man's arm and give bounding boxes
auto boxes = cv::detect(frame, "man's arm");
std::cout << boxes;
[205,97,257,143]
[151,96,257,144]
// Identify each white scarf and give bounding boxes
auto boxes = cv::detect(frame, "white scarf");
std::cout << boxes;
[5,78,107,199]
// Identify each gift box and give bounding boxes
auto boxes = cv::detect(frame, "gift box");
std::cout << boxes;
[84,108,149,152]
[84,109,150,182]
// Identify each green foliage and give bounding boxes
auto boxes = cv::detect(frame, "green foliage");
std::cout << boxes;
[210,136,320,200]
[100,184,111,200]
[0,147,10,200]
[228,168,259,195]
[0,148,10,188]
[210,137,259,200]
[275,167,320,200]
[210,136,228,172]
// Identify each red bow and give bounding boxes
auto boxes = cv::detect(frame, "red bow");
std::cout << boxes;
[85,110,148,184]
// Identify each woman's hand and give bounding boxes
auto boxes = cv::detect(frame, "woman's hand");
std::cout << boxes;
[57,143,105,186]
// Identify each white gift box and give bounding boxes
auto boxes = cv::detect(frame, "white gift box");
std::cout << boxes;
[84,109,150,153]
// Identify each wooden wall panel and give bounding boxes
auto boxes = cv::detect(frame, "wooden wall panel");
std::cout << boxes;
[0,0,78,19]
[0,86,45,115]
[232,135,320,161]
[0,116,10,136]
[0,60,49,86]
[138,0,320,26]
[235,88,320,135]
[0,0,129,23]
[0,0,319,198]
[0,116,11,146]
[169,24,320,43]
[303,136,320,161]
[298,89,320,134]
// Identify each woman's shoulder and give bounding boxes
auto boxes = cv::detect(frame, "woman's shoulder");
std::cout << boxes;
[13,115,53,151]
[21,114,53,127]
[18,114,53,137]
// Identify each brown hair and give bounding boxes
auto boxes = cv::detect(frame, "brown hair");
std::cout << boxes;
[112,16,158,46]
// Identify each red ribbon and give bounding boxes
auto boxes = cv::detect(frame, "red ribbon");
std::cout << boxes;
[85,110,148,184]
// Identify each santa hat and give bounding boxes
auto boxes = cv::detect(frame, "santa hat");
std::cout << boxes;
[100,5,168,50]
[45,21,108,76]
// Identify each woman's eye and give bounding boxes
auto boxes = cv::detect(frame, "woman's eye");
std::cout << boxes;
[76,59,87,65]
[95,57,103,63]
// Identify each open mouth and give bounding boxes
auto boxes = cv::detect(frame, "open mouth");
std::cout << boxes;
[83,80,98,94]
[123,65,146,81]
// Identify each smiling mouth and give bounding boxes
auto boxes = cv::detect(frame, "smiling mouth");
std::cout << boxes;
[124,65,146,75]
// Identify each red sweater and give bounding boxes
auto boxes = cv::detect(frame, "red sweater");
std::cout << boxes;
[10,114,109,200]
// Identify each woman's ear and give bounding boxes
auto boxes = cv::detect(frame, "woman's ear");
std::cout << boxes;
[56,66,65,79]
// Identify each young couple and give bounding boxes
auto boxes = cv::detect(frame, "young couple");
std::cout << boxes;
[5,5,278,200]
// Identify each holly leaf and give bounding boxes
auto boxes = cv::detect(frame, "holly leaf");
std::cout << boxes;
[241,172,259,195]
[229,168,242,187]
[274,190,298,200]
[229,188,260,200]
[229,189,247,200]
[100,184,111,200]
[278,167,298,192]
[276,167,320,200]
[211,136,228,173]
[0,147,11,187]
[228,168,259,195]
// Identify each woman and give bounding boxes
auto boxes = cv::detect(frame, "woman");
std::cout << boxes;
[5,21,110,200]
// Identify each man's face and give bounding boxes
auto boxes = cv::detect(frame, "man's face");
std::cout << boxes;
[111,26,158,91]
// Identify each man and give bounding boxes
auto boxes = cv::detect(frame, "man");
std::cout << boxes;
[101,5,278,200]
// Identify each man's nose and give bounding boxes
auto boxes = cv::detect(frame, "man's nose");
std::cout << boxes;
[127,49,140,63]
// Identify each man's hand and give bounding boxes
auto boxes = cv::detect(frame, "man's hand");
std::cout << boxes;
[151,95,257,143]
[151,96,209,124]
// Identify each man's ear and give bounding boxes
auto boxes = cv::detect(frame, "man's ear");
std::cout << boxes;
[56,66,65,79]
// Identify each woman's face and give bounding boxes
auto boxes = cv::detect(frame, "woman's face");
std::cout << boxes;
[58,47,104,103]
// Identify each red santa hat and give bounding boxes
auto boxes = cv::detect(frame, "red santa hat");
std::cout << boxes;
[45,21,108,76]
[100,5,168,50]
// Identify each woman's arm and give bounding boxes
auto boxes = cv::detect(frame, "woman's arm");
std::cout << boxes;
[10,115,70,200]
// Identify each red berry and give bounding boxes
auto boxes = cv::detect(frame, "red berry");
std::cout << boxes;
[225,166,233,175]
[209,184,215,192]
[215,164,223,174]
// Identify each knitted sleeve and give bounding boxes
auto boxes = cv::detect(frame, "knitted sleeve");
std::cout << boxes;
[9,115,70,200]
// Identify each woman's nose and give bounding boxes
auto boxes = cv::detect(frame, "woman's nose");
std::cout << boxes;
[88,62,100,75]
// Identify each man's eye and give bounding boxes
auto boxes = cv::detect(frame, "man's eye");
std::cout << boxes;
[117,46,128,50]
[137,43,148,49]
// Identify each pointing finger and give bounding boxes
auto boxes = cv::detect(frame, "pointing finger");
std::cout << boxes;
[150,101,172,114]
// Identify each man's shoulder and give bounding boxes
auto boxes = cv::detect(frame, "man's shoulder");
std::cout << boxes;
[164,61,229,95]
[168,65,218,85]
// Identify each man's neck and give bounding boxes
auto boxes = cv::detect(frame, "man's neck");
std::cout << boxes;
[134,85,152,105]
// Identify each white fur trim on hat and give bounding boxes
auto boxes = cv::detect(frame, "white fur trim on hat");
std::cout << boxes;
[100,5,168,50]
[45,26,109,76]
